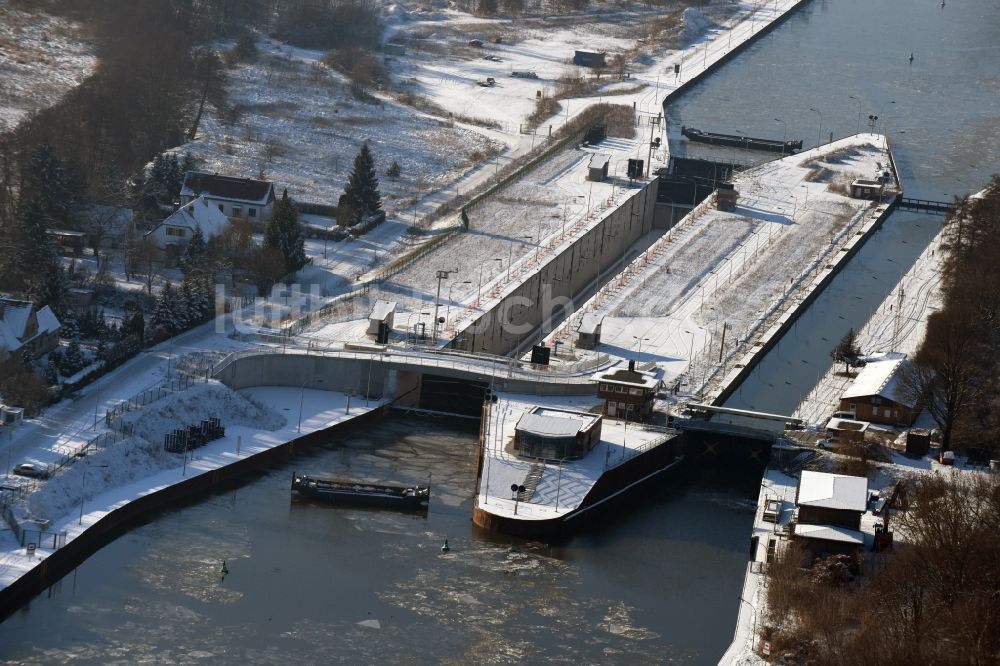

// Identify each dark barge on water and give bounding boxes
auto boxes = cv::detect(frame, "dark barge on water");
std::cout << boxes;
[291,473,430,510]
[681,125,802,154]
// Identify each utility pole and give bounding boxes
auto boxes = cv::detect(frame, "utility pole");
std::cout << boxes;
[718,322,728,363]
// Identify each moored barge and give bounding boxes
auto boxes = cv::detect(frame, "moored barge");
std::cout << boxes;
[292,473,430,510]
[681,125,802,153]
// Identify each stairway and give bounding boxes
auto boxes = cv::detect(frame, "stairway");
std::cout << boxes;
[517,463,545,502]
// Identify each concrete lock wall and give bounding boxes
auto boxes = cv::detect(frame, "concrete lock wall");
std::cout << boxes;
[217,353,388,399]
[452,180,659,356]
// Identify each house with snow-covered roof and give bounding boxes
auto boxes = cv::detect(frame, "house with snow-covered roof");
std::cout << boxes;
[793,470,868,557]
[179,171,275,221]
[144,195,231,267]
[795,470,867,530]
[838,352,917,427]
[0,298,61,364]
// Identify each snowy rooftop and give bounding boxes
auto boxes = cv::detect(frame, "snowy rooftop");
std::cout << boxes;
[797,470,867,512]
[149,195,231,239]
[577,313,604,335]
[592,365,660,389]
[516,407,599,438]
[369,300,397,321]
[841,352,912,406]
[794,523,865,545]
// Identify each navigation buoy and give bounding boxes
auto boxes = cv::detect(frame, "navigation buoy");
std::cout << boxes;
[909,52,914,63]
[441,539,450,552]
[220,560,229,576]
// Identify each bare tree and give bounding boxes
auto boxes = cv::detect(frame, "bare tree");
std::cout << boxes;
[898,311,984,451]
[134,236,159,295]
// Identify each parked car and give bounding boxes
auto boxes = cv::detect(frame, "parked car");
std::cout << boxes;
[12,463,49,479]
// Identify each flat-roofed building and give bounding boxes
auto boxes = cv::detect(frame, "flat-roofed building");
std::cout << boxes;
[514,407,602,460]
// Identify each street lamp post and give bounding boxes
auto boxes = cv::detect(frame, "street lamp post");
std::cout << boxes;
[632,335,650,362]
[445,280,472,325]
[848,95,862,134]
[877,100,895,135]
[808,107,823,145]
[773,118,787,156]
[478,258,502,306]
[431,269,457,343]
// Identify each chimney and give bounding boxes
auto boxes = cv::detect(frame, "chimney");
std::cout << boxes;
[628,359,635,372]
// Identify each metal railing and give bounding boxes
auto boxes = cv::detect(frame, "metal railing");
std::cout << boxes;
[211,345,613,385]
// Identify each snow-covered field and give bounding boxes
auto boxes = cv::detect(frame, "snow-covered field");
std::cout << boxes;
[180,35,504,216]
[0,0,96,131]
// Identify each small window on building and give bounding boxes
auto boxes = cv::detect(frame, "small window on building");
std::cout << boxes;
[218,204,225,212]
[849,402,856,411]
[232,206,242,217]
[248,207,257,218]
[629,388,642,396]
[599,383,609,392]
[166,227,186,237]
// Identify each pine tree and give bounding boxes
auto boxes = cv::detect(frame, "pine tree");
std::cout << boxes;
[151,282,180,335]
[61,314,80,341]
[831,328,862,374]
[12,200,63,305]
[342,143,382,224]
[181,226,208,274]
[61,337,85,375]
[20,143,82,226]
[264,189,306,273]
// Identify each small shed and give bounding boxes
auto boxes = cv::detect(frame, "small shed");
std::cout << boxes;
[587,153,611,182]
[575,313,604,349]
[850,178,885,199]
[825,417,869,445]
[793,523,865,557]
[47,229,87,256]
[573,50,607,68]
[905,428,931,457]
[65,288,95,312]
[716,182,739,211]
[367,300,397,337]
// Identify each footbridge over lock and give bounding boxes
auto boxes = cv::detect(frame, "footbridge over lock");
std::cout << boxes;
[212,347,607,417]
[674,403,805,465]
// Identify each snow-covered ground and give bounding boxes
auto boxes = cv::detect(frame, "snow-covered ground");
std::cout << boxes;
[0,0,96,131]
[543,135,892,403]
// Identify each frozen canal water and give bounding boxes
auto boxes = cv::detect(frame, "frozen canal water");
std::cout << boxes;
[0,415,759,664]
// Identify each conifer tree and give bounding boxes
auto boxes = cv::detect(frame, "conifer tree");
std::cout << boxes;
[264,189,306,273]
[61,337,85,375]
[12,200,63,305]
[181,226,208,274]
[342,143,382,224]
[151,282,179,335]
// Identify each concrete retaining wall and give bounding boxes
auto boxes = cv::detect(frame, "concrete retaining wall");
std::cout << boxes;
[451,182,659,356]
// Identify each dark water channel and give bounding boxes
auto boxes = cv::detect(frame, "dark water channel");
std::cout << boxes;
[0,416,758,664]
